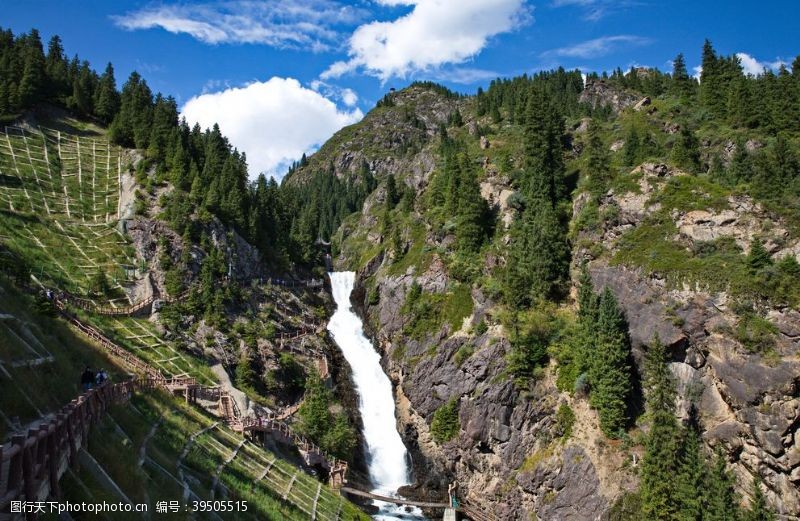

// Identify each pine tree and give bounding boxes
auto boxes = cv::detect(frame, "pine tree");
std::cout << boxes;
[623,126,641,166]
[110,71,153,148]
[705,450,741,521]
[747,239,773,273]
[17,30,46,108]
[675,418,705,521]
[505,202,570,308]
[523,88,565,207]
[94,63,120,123]
[700,40,725,118]
[575,263,598,375]
[727,76,756,128]
[670,53,694,100]
[589,288,632,436]
[455,153,489,252]
[671,127,701,172]
[640,335,682,520]
[744,477,774,521]
[585,119,611,187]
[45,35,68,100]
[385,174,399,208]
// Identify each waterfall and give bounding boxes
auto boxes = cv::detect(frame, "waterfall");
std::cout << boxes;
[327,272,425,520]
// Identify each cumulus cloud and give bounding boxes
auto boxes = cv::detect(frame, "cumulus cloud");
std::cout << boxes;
[113,0,366,51]
[322,0,530,81]
[736,53,787,77]
[308,80,360,107]
[181,78,362,179]
[542,35,650,59]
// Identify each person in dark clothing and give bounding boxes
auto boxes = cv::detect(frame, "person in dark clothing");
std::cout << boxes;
[80,366,94,391]
[95,369,109,386]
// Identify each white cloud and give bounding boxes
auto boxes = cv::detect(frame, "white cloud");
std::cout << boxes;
[551,0,635,21]
[542,35,650,59]
[341,88,358,107]
[736,52,786,77]
[113,0,366,51]
[181,78,362,179]
[322,0,530,81]
[308,80,360,107]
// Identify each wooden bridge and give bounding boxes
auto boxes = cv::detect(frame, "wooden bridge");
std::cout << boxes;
[338,488,499,521]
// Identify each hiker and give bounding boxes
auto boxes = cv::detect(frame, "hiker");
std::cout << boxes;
[95,369,109,386]
[80,366,94,391]
[448,482,458,508]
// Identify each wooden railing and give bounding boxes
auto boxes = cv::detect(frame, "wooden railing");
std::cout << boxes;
[266,278,324,289]
[0,380,138,513]
[54,287,191,317]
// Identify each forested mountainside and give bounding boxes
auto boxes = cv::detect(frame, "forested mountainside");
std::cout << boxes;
[2,23,800,521]
[0,27,372,520]
[287,43,800,519]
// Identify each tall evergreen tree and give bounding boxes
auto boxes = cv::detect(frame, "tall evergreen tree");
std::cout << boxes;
[505,202,569,307]
[575,263,598,376]
[671,127,701,172]
[639,335,682,519]
[589,288,632,436]
[670,53,695,100]
[623,126,641,166]
[523,88,565,206]
[585,119,611,188]
[675,416,706,521]
[705,450,741,521]
[700,39,725,117]
[94,63,119,124]
[44,35,68,99]
[455,153,489,253]
[17,30,46,107]
[744,477,774,521]
[110,71,153,148]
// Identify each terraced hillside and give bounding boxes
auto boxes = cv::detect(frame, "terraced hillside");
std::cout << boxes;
[0,125,139,305]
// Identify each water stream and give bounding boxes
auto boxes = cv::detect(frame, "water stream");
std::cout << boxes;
[327,272,425,520]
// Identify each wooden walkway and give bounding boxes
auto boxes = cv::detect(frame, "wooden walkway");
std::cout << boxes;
[0,380,138,514]
[340,487,450,508]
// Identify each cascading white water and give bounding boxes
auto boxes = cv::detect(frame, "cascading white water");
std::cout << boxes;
[327,272,425,520]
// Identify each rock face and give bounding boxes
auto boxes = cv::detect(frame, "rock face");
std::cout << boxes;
[579,80,639,113]
[286,85,461,187]
[349,248,618,520]
[517,446,607,521]
[573,163,800,517]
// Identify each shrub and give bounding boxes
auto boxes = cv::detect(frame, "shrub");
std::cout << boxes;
[555,403,576,440]
[431,398,460,443]
[454,344,474,366]
[735,313,778,353]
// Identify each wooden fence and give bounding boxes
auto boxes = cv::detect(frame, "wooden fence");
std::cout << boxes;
[0,380,137,515]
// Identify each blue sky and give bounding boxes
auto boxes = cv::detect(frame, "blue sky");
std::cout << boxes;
[4,0,798,179]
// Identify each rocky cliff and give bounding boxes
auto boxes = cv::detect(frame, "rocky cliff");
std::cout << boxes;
[316,81,800,519]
